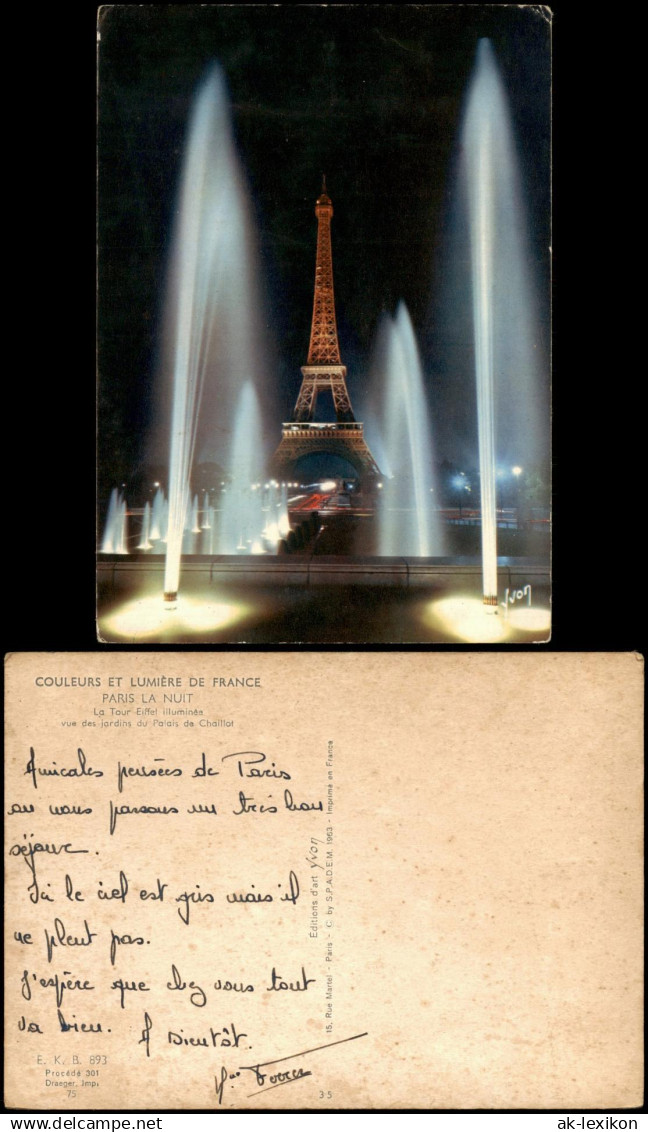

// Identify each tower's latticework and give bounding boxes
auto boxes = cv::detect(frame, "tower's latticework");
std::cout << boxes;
[273,179,380,478]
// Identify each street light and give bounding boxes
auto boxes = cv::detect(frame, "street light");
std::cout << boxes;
[453,473,470,518]
[511,467,523,526]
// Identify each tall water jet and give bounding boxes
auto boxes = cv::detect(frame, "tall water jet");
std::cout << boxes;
[190,494,201,534]
[149,487,166,541]
[374,303,444,558]
[278,483,290,538]
[115,497,128,555]
[137,502,153,551]
[159,65,271,605]
[101,491,129,555]
[101,488,121,554]
[218,381,265,554]
[200,492,211,530]
[459,38,546,609]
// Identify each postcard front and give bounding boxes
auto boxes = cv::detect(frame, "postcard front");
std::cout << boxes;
[4,652,642,1109]
[97,5,551,644]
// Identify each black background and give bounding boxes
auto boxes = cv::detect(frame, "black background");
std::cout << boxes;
[0,5,643,1123]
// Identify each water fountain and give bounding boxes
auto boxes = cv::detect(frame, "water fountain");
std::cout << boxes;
[158,64,270,607]
[101,488,128,555]
[136,502,153,551]
[217,381,265,554]
[149,487,166,542]
[374,303,445,558]
[460,37,545,611]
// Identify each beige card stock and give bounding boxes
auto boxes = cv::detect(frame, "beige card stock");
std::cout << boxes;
[4,652,643,1110]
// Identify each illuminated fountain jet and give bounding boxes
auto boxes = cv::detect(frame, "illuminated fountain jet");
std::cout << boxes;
[461,38,544,610]
[136,502,153,550]
[101,488,129,555]
[375,303,445,558]
[160,65,269,606]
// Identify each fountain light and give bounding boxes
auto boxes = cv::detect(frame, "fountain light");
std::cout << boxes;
[424,596,511,642]
[422,593,550,643]
[101,592,253,641]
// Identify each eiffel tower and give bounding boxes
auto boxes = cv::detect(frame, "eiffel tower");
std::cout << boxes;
[272,179,380,480]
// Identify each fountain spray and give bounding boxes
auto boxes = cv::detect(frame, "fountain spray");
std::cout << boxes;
[462,39,502,610]
[160,64,268,605]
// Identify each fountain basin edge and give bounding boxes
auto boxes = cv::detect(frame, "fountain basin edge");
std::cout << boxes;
[97,553,549,591]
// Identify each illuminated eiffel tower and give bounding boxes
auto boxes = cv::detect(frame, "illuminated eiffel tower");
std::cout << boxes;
[273,179,380,479]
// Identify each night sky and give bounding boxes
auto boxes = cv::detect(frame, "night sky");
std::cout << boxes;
[98,4,551,507]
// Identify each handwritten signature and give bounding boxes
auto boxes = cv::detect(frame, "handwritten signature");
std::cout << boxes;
[501,584,532,614]
[214,1031,368,1103]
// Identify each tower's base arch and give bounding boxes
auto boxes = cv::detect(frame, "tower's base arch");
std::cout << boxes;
[272,422,380,482]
